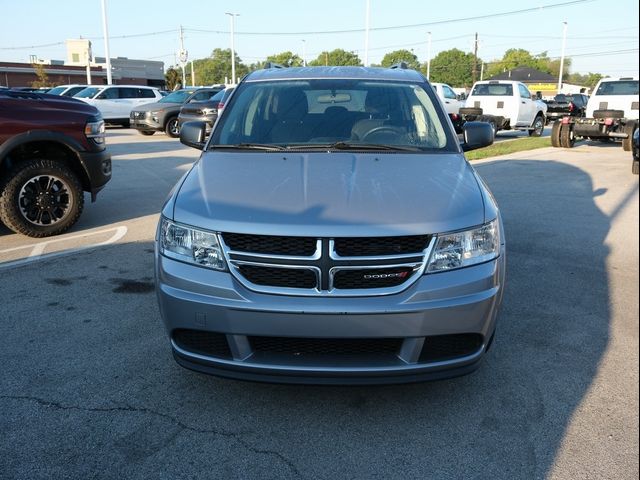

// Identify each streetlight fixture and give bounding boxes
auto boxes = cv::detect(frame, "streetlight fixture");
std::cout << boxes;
[557,21,568,94]
[225,12,240,85]
[302,39,307,67]
[426,32,432,80]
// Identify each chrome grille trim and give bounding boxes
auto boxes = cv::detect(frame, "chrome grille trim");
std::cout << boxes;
[221,235,435,297]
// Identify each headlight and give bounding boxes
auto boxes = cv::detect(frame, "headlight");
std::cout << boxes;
[84,119,105,144]
[150,110,161,115]
[426,219,500,273]
[159,218,226,270]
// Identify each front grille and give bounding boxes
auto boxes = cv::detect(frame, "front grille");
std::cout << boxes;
[239,265,317,289]
[173,329,232,359]
[249,336,403,356]
[223,233,317,256]
[333,267,416,289]
[418,334,483,362]
[334,235,430,257]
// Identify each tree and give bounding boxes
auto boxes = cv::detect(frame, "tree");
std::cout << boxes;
[165,67,180,91]
[427,48,477,87]
[484,49,572,80]
[309,49,362,66]
[267,51,304,67]
[380,49,421,70]
[31,63,52,88]
[180,49,249,86]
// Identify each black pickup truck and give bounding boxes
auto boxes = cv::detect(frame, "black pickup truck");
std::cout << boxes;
[544,93,589,124]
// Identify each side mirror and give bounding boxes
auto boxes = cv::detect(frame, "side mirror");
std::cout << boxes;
[180,121,207,150]
[461,121,494,152]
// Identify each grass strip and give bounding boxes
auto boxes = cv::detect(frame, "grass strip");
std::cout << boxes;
[465,136,551,161]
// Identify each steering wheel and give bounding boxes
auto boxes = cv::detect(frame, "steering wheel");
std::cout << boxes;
[360,126,402,142]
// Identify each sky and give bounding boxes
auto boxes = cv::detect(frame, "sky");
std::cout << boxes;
[0,0,638,78]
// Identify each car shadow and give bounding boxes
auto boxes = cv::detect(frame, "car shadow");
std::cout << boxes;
[0,159,618,478]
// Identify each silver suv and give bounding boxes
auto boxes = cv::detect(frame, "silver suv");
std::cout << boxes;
[155,65,504,384]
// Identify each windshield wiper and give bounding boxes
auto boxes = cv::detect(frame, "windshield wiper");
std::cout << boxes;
[286,142,422,152]
[211,143,287,151]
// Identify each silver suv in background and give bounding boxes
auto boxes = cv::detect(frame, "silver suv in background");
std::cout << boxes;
[177,87,234,133]
[156,65,503,384]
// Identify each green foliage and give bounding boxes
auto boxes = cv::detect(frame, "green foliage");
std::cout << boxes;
[427,48,477,87]
[380,49,421,70]
[164,68,180,91]
[309,49,362,66]
[178,48,248,85]
[31,63,52,88]
[484,49,572,81]
[566,71,604,88]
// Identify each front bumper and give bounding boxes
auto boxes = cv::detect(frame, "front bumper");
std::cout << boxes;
[130,115,162,132]
[155,247,506,384]
[78,147,111,200]
[177,113,215,131]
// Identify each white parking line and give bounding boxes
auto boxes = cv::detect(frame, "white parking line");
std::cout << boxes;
[0,226,128,269]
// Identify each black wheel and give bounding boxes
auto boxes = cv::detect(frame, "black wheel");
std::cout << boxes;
[633,160,639,175]
[459,107,483,116]
[529,114,545,137]
[139,130,155,136]
[560,124,575,148]
[165,117,180,138]
[0,159,84,237]
[622,121,637,152]
[551,121,562,147]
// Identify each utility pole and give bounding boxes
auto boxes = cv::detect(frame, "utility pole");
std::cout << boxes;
[426,32,432,80]
[558,21,568,94]
[178,25,188,88]
[472,32,478,84]
[190,60,195,87]
[325,52,328,66]
[302,39,307,67]
[364,0,370,66]
[100,0,112,85]
[225,13,239,84]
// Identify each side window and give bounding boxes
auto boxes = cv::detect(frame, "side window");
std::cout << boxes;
[117,88,136,99]
[518,84,531,99]
[443,85,457,100]
[192,91,215,101]
[139,88,156,98]
[100,88,119,99]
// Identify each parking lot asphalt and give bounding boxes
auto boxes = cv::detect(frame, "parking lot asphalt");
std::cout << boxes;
[1,129,638,479]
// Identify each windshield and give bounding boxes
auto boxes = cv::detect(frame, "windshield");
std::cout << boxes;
[47,86,67,95]
[210,80,451,151]
[75,87,102,98]
[595,80,639,96]
[471,83,513,96]
[159,89,196,103]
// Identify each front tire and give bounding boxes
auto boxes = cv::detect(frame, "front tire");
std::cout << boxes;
[529,114,545,137]
[551,121,562,147]
[622,121,637,152]
[165,117,180,138]
[560,124,575,148]
[0,159,84,237]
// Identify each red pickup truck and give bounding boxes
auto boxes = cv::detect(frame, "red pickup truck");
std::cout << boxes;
[0,90,111,237]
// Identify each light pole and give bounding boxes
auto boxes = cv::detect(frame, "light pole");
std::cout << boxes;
[302,39,307,67]
[100,0,113,85]
[558,21,568,94]
[364,0,370,66]
[426,32,432,80]
[225,12,239,84]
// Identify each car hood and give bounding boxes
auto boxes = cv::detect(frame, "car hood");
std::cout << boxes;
[133,101,181,112]
[171,151,485,237]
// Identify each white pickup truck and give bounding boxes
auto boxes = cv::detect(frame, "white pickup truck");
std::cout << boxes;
[459,80,547,137]
[551,77,638,150]
[431,82,464,132]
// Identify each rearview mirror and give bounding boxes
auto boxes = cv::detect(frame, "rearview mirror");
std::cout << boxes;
[180,121,207,150]
[461,122,494,152]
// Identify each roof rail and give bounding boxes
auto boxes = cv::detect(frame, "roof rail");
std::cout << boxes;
[389,62,408,70]
[263,62,285,70]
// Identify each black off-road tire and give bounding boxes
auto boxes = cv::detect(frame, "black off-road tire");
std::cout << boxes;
[622,121,637,152]
[560,124,575,148]
[460,107,483,116]
[551,121,562,147]
[139,130,155,136]
[0,159,84,237]
[165,116,180,138]
[632,160,639,175]
[593,109,624,119]
[528,114,545,137]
